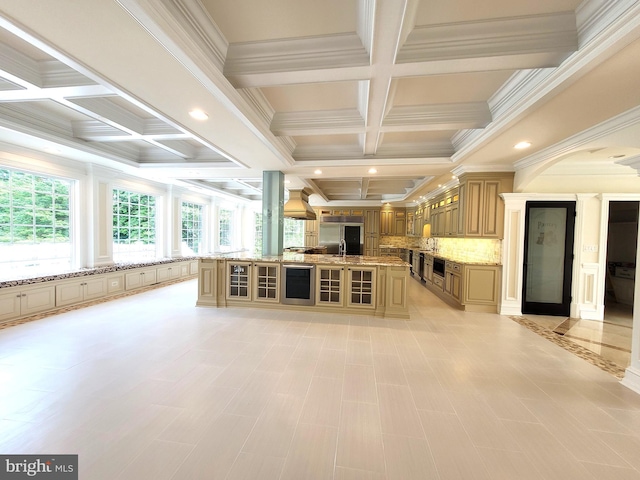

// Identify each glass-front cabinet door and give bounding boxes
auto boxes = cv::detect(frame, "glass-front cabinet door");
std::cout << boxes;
[316,266,344,306]
[347,267,376,309]
[254,262,279,302]
[226,262,251,300]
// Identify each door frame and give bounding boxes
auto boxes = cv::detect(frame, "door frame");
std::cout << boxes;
[521,201,576,316]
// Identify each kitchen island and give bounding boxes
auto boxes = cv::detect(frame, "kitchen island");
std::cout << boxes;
[197,253,410,319]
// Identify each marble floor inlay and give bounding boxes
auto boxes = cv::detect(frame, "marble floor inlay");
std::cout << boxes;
[508,316,627,379]
[1,277,639,480]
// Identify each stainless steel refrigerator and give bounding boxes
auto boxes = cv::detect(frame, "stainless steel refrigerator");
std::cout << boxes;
[318,223,363,254]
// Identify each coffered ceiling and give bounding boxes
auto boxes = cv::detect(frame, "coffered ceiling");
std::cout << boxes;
[0,0,639,205]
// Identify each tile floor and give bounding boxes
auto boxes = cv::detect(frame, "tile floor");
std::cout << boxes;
[1,277,640,479]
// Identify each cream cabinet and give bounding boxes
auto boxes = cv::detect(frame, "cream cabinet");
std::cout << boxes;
[197,259,225,307]
[364,208,380,256]
[157,264,181,283]
[382,265,408,317]
[406,209,415,236]
[316,266,344,306]
[380,208,406,236]
[305,210,319,247]
[394,210,406,235]
[125,268,157,290]
[56,277,107,307]
[254,262,279,303]
[444,261,462,303]
[429,190,459,237]
[463,265,501,307]
[457,173,513,238]
[227,262,252,300]
[0,285,56,322]
[364,235,379,257]
[347,267,376,309]
[380,210,394,235]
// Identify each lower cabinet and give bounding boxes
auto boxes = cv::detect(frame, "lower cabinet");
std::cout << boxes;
[0,260,198,323]
[444,261,462,303]
[0,285,56,322]
[254,262,279,302]
[56,277,108,307]
[157,264,181,283]
[316,266,344,306]
[227,262,252,300]
[125,268,157,290]
[463,265,500,307]
[347,267,376,309]
[444,271,462,303]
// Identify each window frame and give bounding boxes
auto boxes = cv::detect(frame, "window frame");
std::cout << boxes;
[0,166,75,277]
[112,187,159,262]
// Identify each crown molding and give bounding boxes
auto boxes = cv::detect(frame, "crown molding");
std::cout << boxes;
[40,60,95,88]
[224,33,370,77]
[577,0,638,47]
[383,102,491,131]
[271,109,364,136]
[451,1,640,164]
[614,154,640,175]
[0,41,41,87]
[237,88,274,126]
[293,144,365,161]
[514,105,640,170]
[357,0,376,57]
[396,12,577,64]
[376,141,453,158]
[118,0,228,71]
[451,164,515,176]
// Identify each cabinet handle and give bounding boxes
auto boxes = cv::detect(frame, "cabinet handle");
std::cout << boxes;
[22,294,26,297]
[16,294,21,298]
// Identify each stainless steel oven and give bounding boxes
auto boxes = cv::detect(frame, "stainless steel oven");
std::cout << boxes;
[281,264,316,305]
[433,257,445,278]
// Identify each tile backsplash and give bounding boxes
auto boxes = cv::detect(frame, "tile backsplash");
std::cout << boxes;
[420,237,501,263]
[378,236,502,263]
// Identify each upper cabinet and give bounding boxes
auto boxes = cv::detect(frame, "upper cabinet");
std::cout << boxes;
[364,208,380,256]
[305,209,319,246]
[425,172,513,239]
[458,173,513,239]
[380,207,406,236]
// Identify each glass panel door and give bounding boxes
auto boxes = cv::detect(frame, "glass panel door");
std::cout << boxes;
[522,202,576,316]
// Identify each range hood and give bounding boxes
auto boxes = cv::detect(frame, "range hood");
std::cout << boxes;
[283,188,317,220]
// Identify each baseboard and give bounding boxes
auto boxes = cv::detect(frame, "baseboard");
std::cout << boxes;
[621,366,640,394]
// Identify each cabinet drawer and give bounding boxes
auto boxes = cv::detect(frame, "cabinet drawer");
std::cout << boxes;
[432,275,444,290]
[446,261,462,273]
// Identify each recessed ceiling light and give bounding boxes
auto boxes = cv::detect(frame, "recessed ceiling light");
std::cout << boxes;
[314,169,322,175]
[368,167,377,174]
[284,180,291,184]
[451,175,457,179]
[189,109,209,121]
[514,141,532,149]
[438,184,442,187]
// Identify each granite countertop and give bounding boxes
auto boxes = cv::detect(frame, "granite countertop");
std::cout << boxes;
[0,257,200,288]
[201,252,410,267]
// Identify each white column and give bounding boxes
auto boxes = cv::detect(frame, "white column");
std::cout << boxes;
[89,167,114,267]
[211,199,220,253]
[622,218,640,394]
[168,187,182,258]
[499,194,527,316]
